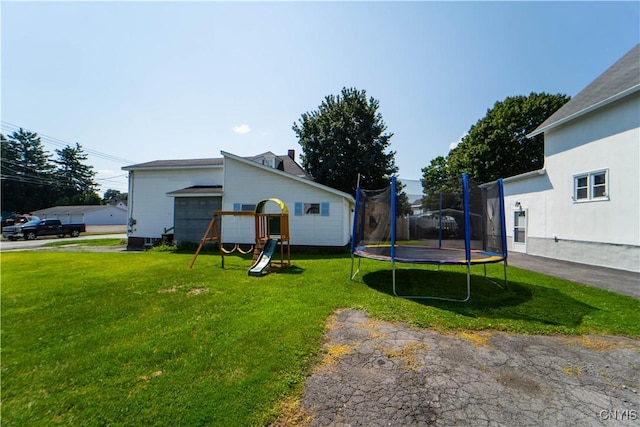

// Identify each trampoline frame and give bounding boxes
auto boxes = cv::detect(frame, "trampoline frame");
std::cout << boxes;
[350,173,508,302]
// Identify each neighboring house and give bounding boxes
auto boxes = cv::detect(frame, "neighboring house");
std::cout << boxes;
[400,178,425,215]
[503,44,640,272]
[122,150,355,250]
[32,204,128,226]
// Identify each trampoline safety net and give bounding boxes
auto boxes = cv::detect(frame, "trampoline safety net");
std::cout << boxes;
[351,174,507,264]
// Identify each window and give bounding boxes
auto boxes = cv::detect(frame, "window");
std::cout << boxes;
[304,203,319,214]
[233,203,256,212]
[295,202,330,216]
[514,211,526,244]
[573,170,608,202]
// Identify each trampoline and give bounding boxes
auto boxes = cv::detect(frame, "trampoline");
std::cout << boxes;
[350,173,508,302]
[353,245,505,265]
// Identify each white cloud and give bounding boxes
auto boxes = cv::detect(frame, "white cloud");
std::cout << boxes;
[232,124,251,135]
[449,132,467,151]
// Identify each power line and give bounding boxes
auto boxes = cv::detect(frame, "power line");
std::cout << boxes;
[1,121,139,165]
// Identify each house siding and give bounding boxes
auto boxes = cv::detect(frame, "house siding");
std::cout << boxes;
[222,156,352,246]
[504,93,640,272]
[127,167,223,239]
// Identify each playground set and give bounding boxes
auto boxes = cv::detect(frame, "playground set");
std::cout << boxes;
[189,198,291,276]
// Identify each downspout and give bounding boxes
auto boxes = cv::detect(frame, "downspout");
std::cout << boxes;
[127,171,135,235]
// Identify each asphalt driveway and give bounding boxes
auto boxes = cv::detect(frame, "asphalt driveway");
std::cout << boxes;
[290,309,639,427]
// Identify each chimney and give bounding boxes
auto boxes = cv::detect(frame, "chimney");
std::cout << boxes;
[288,149,295,161]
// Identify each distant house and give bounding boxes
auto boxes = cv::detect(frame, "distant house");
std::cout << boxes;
[32,204,128,226]
[503,44,640,272]
[400,178,425,215]
[122,150,355,250]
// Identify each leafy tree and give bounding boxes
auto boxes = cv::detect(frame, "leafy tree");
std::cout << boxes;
[53,143,101,205]
[103,189,128,205]
[393,179,413,217]
[422,92,570,203]
[293,87,398,195]
[1,129,57,212]
[420,156,463,210]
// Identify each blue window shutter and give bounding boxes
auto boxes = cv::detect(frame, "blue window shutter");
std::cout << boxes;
[294,202,303,216]
[321,202,330,216]
[233,203,241,211]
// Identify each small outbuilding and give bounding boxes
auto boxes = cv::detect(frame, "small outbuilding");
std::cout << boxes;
[32,204,128,226]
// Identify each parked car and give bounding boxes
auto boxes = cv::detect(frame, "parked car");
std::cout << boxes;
[2,217,86,241]
[1,214,35,228]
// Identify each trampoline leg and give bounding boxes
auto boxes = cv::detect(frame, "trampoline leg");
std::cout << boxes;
[392,262,398,296]
[350,255,354,279]
[481,260,508,290]
[464,264,471,302]
[350,256,362,280]
[503,260,508,289]
[393,263,471,303]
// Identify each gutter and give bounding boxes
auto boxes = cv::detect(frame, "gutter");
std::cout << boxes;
[502,169,547,184]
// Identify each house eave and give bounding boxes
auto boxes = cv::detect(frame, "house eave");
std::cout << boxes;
[503,168,547,184]
[122,162,224,171]
[527,84,640,138]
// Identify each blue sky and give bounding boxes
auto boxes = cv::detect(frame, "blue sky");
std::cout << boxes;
[2,1,638,194]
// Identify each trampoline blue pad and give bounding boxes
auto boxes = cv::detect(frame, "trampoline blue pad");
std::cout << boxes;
[354,245,505,265]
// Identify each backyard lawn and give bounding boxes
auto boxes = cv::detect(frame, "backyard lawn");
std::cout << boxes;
[2,246,639,426]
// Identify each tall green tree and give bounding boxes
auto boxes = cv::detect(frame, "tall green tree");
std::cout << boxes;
[53,143,101,205]
[1,129,57,212]
[421,92,570,202]
[293,87,398,195]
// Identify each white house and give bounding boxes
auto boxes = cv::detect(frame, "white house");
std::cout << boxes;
[32,204,128,226]
[503,44,640,272]
[122,150,355,250]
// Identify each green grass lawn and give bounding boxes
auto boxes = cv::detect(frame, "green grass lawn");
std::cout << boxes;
[42,238,127,248]
[2,249,638,426]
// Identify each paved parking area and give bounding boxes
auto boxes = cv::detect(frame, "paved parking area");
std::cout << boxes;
[295,309,639,427]
[508,252,639,299]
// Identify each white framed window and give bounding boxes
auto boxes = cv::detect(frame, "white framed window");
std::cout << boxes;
[294,202,330,216]
[573,170,608,202]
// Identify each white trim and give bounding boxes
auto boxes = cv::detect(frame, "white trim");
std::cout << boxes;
[512,208,528,253]
[572,169,610,203]
[502,168,546,184]
[527,84,640,138]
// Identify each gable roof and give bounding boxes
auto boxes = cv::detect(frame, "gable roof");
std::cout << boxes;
[122,152,310,178]
[33,205,127,215]
[122,158,224,170]
[528,44,640,137]
[245,151,311,179]
[166,185,224,196]
[221,151,355,203]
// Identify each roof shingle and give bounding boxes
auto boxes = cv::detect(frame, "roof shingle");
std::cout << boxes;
[529,44,640,137]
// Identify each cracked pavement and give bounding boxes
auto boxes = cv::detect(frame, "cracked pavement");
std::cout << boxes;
[299,309,640,426]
